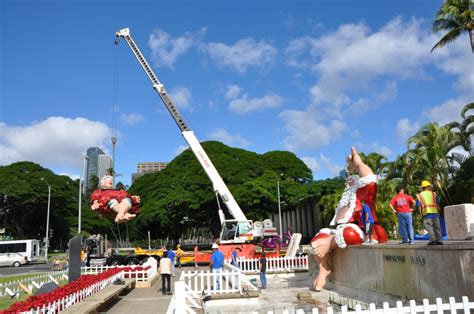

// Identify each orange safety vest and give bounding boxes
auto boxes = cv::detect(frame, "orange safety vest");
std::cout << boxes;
[416,190,439,216]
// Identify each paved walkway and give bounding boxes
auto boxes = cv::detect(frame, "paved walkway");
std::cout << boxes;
[102,266,328,314]
[103,266,188,314]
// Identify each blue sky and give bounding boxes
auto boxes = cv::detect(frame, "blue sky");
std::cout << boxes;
[1,0,473,186]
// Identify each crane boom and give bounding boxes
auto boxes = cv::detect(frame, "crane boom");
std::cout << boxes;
[115,28,247,224]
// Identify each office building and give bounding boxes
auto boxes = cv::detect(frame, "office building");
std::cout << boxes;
[84,147,105,191]
[131,162,168,183]
[97,154,113,182]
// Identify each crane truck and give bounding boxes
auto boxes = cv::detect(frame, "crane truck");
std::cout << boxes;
[115,28,280,260]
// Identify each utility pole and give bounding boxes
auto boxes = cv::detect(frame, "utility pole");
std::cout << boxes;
[278,181,282,239]
[78,154,88,234]
[41,178,51,262]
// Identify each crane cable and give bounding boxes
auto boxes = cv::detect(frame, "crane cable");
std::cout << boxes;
[111,37,120,180]
[111,37,124,244]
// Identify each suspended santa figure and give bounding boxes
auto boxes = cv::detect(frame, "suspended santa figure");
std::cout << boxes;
[91,175,140,223]
[310,147,388,291]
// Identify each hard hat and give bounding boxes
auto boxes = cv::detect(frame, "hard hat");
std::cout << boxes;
[212,243,219,249]
[177,244,181,248]
[421,180,431,188]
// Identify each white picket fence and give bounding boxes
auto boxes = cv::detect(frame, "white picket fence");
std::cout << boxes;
[81,257,157,283]
[178,269,242,295]
[0,270,68,297]
[167,261,259,313]
[234,255,308,274]
[166,281,201,314]
[23,271,124,314]
[255,296,474,313]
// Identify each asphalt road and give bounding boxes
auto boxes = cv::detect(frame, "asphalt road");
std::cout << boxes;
[0,262,55,278]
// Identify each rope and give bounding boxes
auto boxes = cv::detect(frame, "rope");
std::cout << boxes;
[111,38,120,182]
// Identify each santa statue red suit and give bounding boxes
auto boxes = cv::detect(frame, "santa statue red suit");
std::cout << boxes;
[309,147,388,292]
[311,174,387,248]
[91,175,140,223]
[90,189,140,215]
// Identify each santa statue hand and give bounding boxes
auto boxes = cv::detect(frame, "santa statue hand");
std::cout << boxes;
[132,195,141,204]
[91,200,100,210]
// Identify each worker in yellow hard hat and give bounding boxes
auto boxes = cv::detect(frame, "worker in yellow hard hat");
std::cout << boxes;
[176,244,183,268]
[416,180,443,245]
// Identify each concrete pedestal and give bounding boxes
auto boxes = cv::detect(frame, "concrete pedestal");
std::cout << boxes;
[445,204,474,240]
[307,242,474,303]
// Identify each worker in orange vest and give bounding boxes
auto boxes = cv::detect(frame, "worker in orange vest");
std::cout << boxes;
[416,180,443,245]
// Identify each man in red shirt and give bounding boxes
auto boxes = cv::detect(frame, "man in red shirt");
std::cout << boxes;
[390,187,416,244]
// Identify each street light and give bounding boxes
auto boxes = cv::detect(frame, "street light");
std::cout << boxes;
[78,154,89,234]
[277,181,282,239]
[40,178,51,262]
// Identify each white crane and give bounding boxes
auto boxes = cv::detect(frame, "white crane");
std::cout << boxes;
[115,28,278,243]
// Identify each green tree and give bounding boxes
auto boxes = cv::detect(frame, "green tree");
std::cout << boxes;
[0,162,112,248]
[445,102,474,155]
[431,0,474,53]
[406,123,461,205]
[448,156,474,203]
[128,141,313,240]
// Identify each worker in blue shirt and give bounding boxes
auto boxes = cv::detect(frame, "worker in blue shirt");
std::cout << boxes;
[210,243,224,290]
[361,201,375,245]
[167,247,176,276]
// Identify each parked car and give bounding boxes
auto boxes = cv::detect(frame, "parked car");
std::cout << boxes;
[0,253,28,267]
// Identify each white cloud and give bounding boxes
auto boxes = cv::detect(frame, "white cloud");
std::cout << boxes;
[209,128,250,147]
[349,81,398,114]
[120,113,144,125]
[371,143,392,158]
[396,118,420,142]
[148,28,206,69]
[206,38,277,74]
[173,145,188,156]
[280,109,346,151]
[229,93,283,115]
[0,117,111,168]
[319,154,343,177]
[432,39,474,95]
[350,129,361,139]
[225,84,242,100]
[301,156,319,175]
[60,172,80,181]
[286,17,440,118]
[169,86,192,111]
[423,95,471,126]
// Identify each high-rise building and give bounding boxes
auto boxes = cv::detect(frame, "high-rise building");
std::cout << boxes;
[131,162,168,183]
[85,147,105,191]
[97,154,113,182]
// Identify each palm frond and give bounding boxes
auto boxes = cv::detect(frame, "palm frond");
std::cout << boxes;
[431,28,463,52]
[461,102,474,119]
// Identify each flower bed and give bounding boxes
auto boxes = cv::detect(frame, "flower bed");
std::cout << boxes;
[0,269,122,313]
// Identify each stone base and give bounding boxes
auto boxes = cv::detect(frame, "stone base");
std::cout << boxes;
[308,241,474,303]
[445,204,474,240]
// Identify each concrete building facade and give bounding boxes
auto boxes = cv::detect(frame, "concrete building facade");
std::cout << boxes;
[84,147,105,191]
[131,162,168,183]
[97,154,113,182]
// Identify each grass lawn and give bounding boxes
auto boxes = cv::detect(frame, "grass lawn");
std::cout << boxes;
[0,293,29,310]
[0,273,48,285]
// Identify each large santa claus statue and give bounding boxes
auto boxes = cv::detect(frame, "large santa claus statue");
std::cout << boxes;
[310,147,388,291]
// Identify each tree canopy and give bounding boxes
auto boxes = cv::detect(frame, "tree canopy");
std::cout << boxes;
[128,141,313,239]
[0,162,113,248]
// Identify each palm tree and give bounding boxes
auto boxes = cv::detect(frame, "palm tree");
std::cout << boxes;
[406,123,462,205]
[431,0,474,53]
[444,102,474,155]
